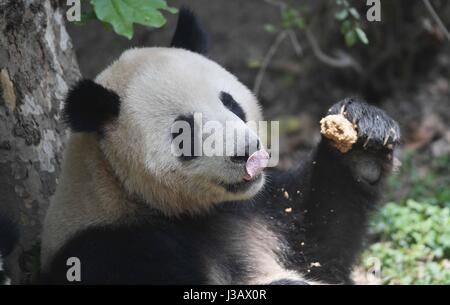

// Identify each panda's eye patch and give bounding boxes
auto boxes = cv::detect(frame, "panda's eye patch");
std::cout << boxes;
[220,92,246,122]
[171,114,200,161]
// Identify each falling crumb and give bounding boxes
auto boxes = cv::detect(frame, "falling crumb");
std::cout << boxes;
[310,262,321,268]
[283,191,289,199]
[285,207,292,213]
[296,190,300,194]
[300,242,305,246]
[320,113,358,153]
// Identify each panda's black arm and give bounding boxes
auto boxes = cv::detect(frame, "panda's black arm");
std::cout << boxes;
[297,142,387,283]
[281,100,400,284]
[40,224,209,284]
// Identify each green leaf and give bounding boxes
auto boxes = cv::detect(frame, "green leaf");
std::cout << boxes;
[349,7,360,19]
[281,8,301,28]
[335,9,348,21]
[294,18,305,29]
[284,8,299,19]
[90,0,178,39]
[340,19,352,34]
[355,27,369,44]
[344,29,357,47]
[264,23,279,33]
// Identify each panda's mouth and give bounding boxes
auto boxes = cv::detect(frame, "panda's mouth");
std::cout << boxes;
[218,174,263,193]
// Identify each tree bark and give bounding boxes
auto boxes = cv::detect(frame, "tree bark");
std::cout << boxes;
[0,0,80,283]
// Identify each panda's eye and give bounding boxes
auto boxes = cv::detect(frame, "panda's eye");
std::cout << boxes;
[171,114,200,161]
[220,92,246,122]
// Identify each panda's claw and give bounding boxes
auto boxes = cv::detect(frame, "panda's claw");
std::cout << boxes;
[363,135,371,149]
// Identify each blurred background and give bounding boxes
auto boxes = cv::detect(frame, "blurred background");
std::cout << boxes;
[1,0,449,284]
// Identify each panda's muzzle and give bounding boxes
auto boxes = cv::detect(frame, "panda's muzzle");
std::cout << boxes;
[218,173,263,193]
[219,148,268,193]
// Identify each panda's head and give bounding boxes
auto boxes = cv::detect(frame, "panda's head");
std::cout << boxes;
[63,9,268,216]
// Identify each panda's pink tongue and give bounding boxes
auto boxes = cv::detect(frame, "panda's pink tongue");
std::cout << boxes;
[244,149,270,181]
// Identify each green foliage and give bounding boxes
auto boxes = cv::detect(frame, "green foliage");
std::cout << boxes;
[264,0,368,48]
[264,6,306,34]
[335,0,369,46]
[281,7,306,29]
[388,153,450,206]
[75,0,177,39]
[361,154,450,284]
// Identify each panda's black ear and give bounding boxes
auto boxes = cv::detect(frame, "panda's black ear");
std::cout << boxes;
[170,8,208,55]
[63,79,121,132]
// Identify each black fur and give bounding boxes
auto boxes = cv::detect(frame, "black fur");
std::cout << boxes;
[41,223,207,284]
[0,213,18,284]
[170,8,208,54]
[220,92,247,122]
[0,214,18,259]
[63,79,121,132]
[269,279,309,285]
[264,99,400,284]
[171,114,201,161]
[42,211,309,285]
[0,271,5,284]
[43,100,400,285]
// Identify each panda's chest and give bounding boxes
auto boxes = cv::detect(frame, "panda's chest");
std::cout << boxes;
[166,212,295,284]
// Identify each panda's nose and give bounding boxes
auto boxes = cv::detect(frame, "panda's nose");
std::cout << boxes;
[230,140,261,164]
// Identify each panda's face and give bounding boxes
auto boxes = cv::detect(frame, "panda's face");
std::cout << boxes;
[94,48,266,213]
[63,11,270,215]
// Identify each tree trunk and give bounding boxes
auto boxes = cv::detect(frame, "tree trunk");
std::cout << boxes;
[0,0,80,283]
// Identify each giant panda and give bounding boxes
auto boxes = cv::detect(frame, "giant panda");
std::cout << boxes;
[40,9,400,285]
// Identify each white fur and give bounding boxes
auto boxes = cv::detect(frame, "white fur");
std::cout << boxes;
[202,218,309,285]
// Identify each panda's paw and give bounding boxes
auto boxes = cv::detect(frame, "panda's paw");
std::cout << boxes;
[326,98,400,152]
